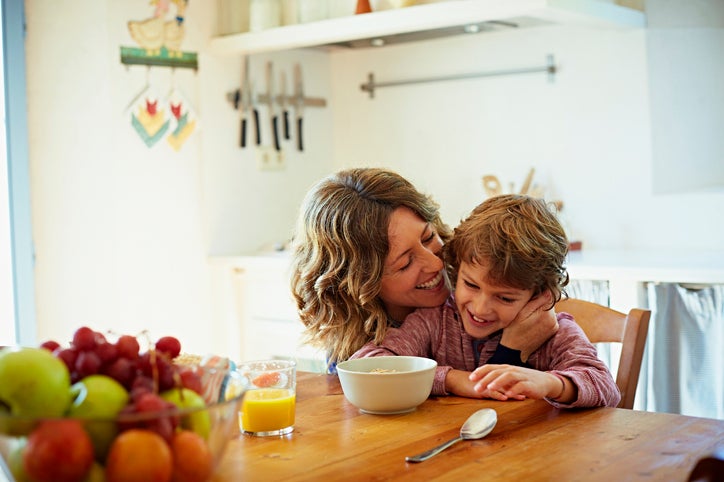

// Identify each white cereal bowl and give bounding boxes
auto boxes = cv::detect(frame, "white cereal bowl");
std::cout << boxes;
[336,356,437,414]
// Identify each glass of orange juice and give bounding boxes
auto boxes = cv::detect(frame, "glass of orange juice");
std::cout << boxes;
[237,359,296,436]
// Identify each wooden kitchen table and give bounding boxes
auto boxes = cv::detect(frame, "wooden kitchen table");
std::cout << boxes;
[213,372,724,481]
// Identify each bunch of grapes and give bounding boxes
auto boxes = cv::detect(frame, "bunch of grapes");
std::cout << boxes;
[40,327,203,443]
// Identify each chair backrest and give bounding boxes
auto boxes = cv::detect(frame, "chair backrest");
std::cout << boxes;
[555,298,651,409]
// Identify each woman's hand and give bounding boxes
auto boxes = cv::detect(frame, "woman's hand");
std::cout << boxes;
[500,291,558,362]
[469,364,574,403]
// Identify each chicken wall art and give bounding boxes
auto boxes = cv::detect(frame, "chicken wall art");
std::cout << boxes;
[122,0,199,150]
[121,0,197,70]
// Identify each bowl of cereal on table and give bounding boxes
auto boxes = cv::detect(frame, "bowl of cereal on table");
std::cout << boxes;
[336,356,436,415]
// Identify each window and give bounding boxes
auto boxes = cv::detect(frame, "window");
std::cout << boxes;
[2,1,36,346]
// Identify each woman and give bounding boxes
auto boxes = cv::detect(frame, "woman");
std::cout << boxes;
[290,168,557,370]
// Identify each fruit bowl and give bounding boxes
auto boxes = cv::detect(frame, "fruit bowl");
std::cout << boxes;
[0,361,244,482]
[0,329,246,482]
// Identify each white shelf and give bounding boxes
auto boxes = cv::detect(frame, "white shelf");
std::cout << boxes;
[208,0,646,56]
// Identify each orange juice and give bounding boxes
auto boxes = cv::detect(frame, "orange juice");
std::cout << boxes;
[241,388,296,432]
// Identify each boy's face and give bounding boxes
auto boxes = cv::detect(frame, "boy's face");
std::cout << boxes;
[454,260,534,339]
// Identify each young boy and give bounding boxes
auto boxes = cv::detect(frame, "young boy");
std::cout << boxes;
[351,194,621,408]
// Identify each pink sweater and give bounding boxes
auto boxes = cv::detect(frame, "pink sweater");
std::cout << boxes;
[351,297,621,408]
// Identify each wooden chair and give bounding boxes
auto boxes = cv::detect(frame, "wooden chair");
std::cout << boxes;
[555,298,651,410]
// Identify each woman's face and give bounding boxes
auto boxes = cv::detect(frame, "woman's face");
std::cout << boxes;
[379,207,449,322]
[454,259,534,339]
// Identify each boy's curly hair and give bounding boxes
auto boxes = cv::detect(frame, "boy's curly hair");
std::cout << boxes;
[445,194,569,308]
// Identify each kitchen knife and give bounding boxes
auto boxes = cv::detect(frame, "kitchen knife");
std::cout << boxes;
[280,71,290,140]
[239,56,251,148]
[266,61,280,152]
[294,63,304,152]
[233,88,246,148]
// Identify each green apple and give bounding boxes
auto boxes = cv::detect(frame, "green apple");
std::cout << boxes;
[68,374,129,461]
[161,387,211,439]
[0,347,72,435]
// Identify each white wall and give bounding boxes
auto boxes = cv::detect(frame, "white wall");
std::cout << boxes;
[23,0,335,358]
[328,26,724,251]
[23,1,724,358]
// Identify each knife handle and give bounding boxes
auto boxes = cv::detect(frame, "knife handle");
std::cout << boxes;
[253,109,261,145]
[272,115,281,152]
[283,111,290,140]
[297,117,303,152]
[241,118,247,148]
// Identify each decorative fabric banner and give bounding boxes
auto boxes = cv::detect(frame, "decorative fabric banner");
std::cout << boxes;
[127,85,170,147]
[166,87,198,151]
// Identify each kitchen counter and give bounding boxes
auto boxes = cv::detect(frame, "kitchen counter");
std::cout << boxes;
[211,248,724,285]
[566,249,724,285]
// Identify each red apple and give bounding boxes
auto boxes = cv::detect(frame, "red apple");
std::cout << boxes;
[23,419,94,482]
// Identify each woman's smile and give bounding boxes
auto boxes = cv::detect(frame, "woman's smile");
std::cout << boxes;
[416,271,444,290]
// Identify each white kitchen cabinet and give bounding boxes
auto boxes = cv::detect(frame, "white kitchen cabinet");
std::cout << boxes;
[209,0,645,56]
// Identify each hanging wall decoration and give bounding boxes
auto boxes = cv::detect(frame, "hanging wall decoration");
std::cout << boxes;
[121,0,197,70]
[121,0,199,150]
[127,84,171,148]
[166,88,198,151]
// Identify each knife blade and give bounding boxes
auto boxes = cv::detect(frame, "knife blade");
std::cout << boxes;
[294,63,304,152]
[266,61,280,152]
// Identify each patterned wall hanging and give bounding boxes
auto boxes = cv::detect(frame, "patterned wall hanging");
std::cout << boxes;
[127,84,171,148]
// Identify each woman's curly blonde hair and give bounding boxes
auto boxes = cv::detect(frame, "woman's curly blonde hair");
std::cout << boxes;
[290,168,452,367]
[445,194,569,308]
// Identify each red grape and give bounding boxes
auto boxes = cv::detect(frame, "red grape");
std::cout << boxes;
[72,326,97,351]
[96,341,118,365]
[155,336,181,359]
[135,392,167,413]
[102,357,136,389]
[75,350,101,378]
[54,348,78,372]
[116,335,140,360]
[39,340,60,352]
[130,376,155,401]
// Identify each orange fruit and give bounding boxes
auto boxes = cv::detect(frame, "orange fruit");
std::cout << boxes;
[252,371,280,387]
[170,430,214,482]
[105,429,172,482]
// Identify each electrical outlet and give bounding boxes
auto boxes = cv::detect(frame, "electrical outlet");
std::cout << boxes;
[255,146,286,171]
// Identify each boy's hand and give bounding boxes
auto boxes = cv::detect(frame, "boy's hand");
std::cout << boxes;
[444,369,502,399]
[445,369,526,400]
[500,291,558,362]
[470,364,571,402]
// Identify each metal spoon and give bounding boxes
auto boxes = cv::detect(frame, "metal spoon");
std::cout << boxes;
[405,408,497,463]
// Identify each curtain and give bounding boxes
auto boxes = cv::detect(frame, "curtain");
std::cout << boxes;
[639,283,724,419]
